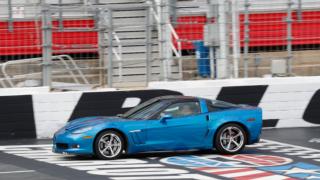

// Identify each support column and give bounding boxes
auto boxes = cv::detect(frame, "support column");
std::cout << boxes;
[158,0,172,81]
[107,9,114,87]
[209,0,230,79]
[218,0,229,79]
[243,0,250,78]
[145,7,152,85]
[98,11,106,87]
[8,0,13,32]
[286,0,293,75]
[41,4,52,87]
[231,0,240,78]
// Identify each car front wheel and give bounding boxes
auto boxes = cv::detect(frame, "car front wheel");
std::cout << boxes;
[215,124,247,154]
[94,130,124,160]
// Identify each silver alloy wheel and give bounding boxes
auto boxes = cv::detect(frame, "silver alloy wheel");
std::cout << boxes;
[219,126,244,152]
[98,133,122,158]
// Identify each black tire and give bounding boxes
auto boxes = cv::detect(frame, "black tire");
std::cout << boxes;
[94,130,125,160]
[215,123,247,154]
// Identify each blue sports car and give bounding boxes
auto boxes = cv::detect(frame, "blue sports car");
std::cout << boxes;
[53,95,262,159]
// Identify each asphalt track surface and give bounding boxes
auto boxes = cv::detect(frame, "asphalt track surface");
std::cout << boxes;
[0,127,319,180]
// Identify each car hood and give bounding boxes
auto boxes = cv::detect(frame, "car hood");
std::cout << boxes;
[65,116,129,131]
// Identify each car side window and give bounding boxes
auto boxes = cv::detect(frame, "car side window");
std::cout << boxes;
[126,100,170,120]
[206,100,223,112]
[160,101,201,118]
[206,100,237,112]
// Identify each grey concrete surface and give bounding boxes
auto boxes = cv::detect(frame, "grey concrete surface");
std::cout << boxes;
[0,127,319,180]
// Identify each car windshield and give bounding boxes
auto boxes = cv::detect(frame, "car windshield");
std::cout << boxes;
[122,98,171,120]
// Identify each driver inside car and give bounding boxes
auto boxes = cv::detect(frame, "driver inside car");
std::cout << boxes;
[178,104,194,116]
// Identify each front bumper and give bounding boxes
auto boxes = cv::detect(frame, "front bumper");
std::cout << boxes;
[52,129,95,155]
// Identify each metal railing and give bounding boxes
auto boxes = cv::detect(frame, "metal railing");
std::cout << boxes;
[99,9,124,83]
[0,55,89,88]
[112,32,123,82]
[150,1,183,79]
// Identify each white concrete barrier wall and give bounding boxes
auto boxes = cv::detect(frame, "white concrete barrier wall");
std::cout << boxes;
[33,91,83,138]
[32,89,182,138]
[0,77,319,139]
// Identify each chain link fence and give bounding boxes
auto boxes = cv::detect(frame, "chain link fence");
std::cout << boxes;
[172,0,320,79]
[238,0,320,78]
[0,0,101,90]
[1,0,320,90]
[0,0,182,90]
[173,0,320,79]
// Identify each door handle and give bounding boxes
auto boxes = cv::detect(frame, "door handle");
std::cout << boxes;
[206,115,210,121]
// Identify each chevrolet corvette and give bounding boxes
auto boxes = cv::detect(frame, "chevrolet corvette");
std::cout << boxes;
[53,95,262,159]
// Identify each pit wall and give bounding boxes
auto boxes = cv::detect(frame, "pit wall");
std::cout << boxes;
[1,76,320,139]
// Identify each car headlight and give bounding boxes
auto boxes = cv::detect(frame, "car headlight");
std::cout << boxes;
[72,126,93,134]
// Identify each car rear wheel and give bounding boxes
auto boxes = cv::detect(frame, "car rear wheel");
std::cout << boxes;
[94,130,124,160]
[215,124,246,154]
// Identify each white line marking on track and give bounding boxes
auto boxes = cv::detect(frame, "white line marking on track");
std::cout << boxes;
[222,170,264,178]
[252,174,291,180]
[0,144,51,149]
[0,170,35,174]
[201,168,243,173]
[261,139,320,153]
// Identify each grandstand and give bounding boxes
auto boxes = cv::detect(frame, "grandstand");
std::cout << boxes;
[0,0,320,89]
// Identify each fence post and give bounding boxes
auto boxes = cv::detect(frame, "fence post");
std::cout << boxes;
[107,9,113,88]
[215,0,230,79]
[98,10,106,87]
[231,0,240,78]
[166,0,174,78]
[41,4,52,87]
[206,2,219,79]
[158,0,170,81]
[208,0,230,79]
[297,0,302,21]
[145,6,152,85]
[243,0,250,78]
[286,0,293,75]
[94,0,100,29]
[58,0,64,30]
[8,0,13,32]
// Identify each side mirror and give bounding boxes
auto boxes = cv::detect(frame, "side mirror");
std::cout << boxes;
[160,114,172,123]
